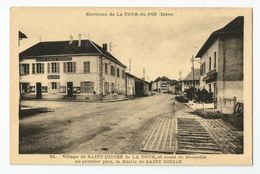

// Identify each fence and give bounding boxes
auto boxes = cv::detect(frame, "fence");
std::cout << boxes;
[218,96,243,115]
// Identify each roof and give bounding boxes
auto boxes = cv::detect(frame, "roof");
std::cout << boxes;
[169,80,178,85]
[154,76,171,82]
[126,72,149,84]
[19,39,126,68]
[182,69,200,81]
[196,16,244,58]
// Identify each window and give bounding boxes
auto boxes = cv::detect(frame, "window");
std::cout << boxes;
[104,82,109,93]
[111,66,115,76]
[80,81,94,93]
[32,63,35,74]
[51,62,60,73]
[214,51,217,68]
[209,84,212,92]
[51,82,57,89]
[64,62,76,73]
[117,68,120,77]
[84,61,90,73]
[105,63,108,74]
[32,63,44,74]
[122,70,125,79]
[111,83,115,92]
[19,64,30,75]
[21,83,30,93]
[209,57,211,71]
[42,86,48,93]
[47,62,60,73]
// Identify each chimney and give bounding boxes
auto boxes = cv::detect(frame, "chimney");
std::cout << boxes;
[103,43,108,51]
[78,34,81,47]
[69,35,73,44]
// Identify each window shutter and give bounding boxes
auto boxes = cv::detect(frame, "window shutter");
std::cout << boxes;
[57,63,60,73]
[26,64,30,74]
[63,62,66,73]
[73,62,76,73]
[32,63,35,74]
[57,82,60,92]
[48,83,51,92]
[88,62,90,73]
[83,62,86,73]
[41,63,44,73]
[47,63,50,73]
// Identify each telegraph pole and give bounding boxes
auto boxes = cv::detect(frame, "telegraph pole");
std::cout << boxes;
[192,55,195,88]
[128,58,131,73]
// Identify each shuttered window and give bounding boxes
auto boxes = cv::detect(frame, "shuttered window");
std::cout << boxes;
[64,62,76,73]
[84,61,90,73]
[80,81,94,93]
[105,63,108,74]
[51,62,60,73]
[19,64,30,75]
[36,63,44,73]
[111,66,115,76]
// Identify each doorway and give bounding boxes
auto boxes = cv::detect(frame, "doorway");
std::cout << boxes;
[67,82,73,97]
[36,82,42,98]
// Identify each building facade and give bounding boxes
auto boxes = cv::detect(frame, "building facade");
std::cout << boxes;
[180,69,200,93]
[125,73,136,97]
[151,76,171,93]
[196,16,244,113]
[125,73,150,97]
[169,80,181,94]
[19,38,127,100]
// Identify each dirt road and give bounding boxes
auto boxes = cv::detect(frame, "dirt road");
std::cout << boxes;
[20,94,185,154]
[19,93,243,154]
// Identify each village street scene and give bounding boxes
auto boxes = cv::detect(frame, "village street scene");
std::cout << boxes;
[18,12,244,154]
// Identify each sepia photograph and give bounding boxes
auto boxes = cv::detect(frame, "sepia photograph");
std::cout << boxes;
[10,7,252,165]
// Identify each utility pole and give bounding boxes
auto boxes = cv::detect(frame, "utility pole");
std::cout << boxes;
[143,68,146,95]
[128,58,131,73]
[192,55,195,88]
[143,68,146,80]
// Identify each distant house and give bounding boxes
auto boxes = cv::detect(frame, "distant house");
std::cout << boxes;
[19,35,127,100]
[196,16,244,113]
[169,80,181,95]
[180,69,200,93]
[125,73,135,97]
[151,76,171,93]
[126,73,150,97]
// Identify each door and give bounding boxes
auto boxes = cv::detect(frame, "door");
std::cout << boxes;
[67,82,73,97]
[36,82,42,98]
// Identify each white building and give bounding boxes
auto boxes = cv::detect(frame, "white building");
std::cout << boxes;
[151,76,171,93]
[180,69,200,93]
[196,16,244,113]
[19,36,127,100]
[125,73,135,97]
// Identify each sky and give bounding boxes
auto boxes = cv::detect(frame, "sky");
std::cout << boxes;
[15,8,238,81]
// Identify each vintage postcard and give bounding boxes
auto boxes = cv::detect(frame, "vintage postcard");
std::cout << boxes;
[10,7,252,165]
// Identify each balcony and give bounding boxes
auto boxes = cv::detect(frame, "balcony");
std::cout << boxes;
[203,69,217,83]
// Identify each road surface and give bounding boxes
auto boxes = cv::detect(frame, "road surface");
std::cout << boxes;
[19,94,243,154]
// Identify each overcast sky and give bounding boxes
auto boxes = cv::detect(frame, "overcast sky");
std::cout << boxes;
[16,8,238,81]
